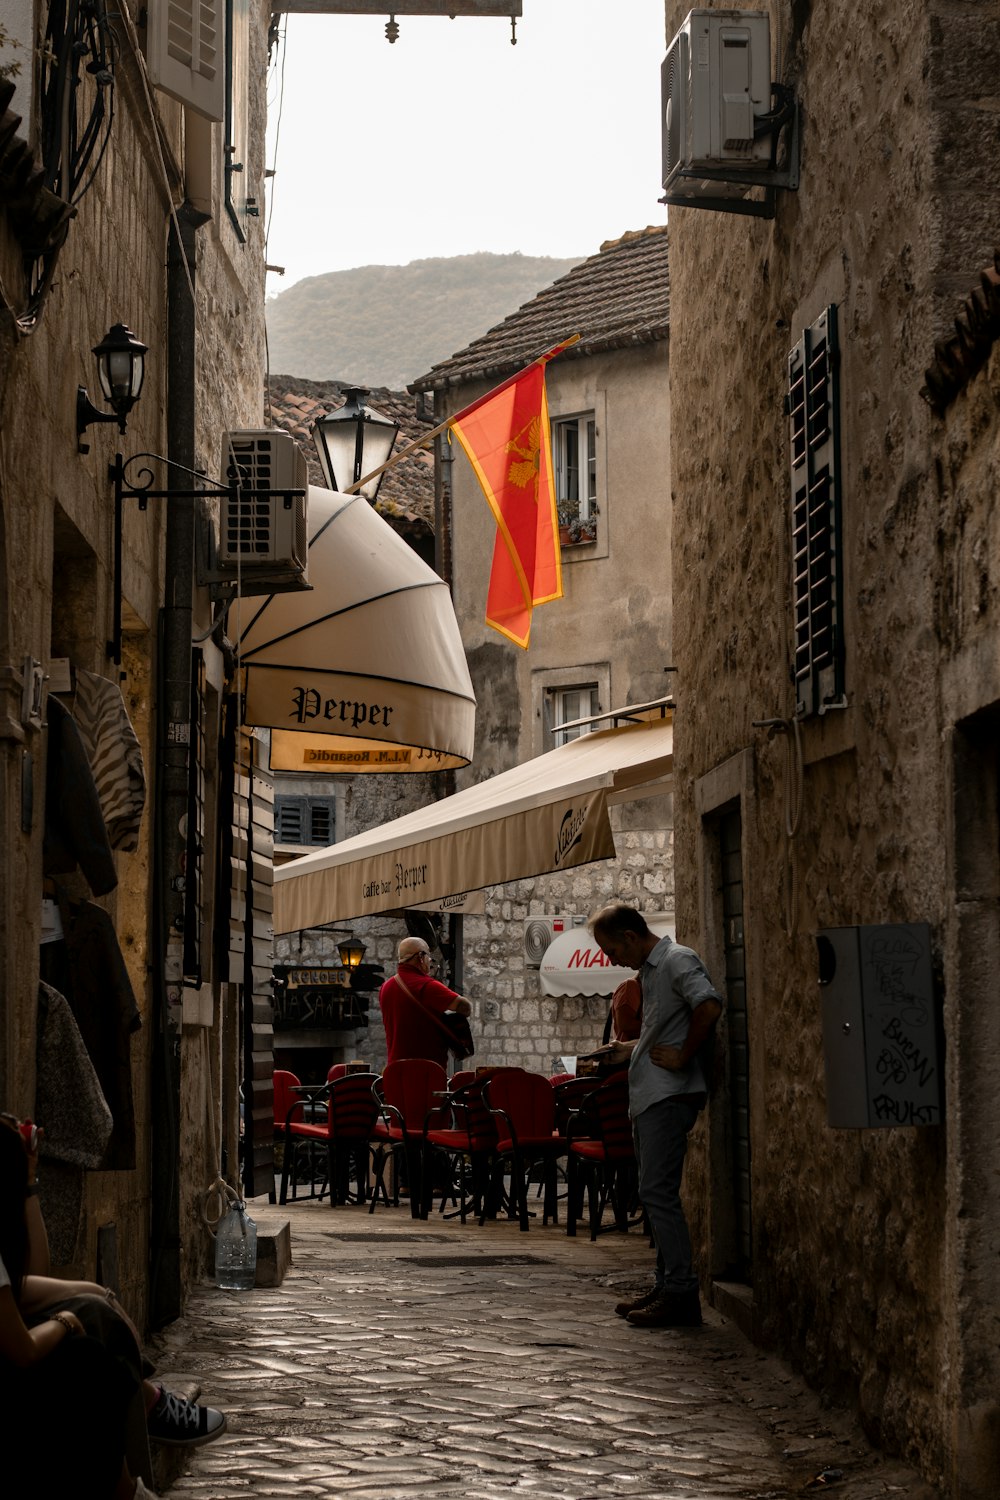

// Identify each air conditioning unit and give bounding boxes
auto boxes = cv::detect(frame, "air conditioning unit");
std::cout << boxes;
[662,9,772,198]
[523,914,584,967]
[218,430,309,581]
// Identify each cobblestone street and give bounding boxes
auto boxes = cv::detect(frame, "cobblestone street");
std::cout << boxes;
[150,1196,937,1500]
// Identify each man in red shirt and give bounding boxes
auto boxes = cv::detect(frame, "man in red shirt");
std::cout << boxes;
[379,937,473,1069]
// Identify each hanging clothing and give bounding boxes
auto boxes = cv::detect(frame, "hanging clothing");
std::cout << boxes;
[43,694,118,896]
[35,982,114,1264]
[66,668,146,852]
[39,899,141,1171]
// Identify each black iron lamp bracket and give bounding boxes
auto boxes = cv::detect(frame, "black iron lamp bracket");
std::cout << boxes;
[77,388,128,452]
[107,450,305,665]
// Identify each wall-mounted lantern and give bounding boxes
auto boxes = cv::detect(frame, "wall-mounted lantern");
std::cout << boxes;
[77,323,147,451]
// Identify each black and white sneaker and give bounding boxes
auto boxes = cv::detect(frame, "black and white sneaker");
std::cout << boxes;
[147,1387,227,1447]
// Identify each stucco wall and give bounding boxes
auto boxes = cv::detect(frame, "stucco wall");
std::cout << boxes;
[664,0,1000,1490]
[440,338,675,1070]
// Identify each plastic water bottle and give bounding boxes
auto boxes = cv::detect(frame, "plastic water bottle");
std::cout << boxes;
[215,1202,257,1290]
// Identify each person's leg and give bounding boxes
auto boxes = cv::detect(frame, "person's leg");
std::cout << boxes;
[633,1098,700,1295]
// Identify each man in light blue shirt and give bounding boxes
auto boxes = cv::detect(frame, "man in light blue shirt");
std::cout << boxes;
[592,903,723,1328]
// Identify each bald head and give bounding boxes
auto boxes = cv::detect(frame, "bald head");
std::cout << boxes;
[397,937,431,967]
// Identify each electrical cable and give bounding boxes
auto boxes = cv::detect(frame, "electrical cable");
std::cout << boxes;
[753,713,805,939]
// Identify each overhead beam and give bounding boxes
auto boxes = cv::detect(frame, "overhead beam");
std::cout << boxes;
[270,2,520,15]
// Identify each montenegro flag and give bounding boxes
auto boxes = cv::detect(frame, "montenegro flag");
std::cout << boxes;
[450,337,577,649]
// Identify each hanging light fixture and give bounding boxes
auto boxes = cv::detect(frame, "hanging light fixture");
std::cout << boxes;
[312,388,399,502]
[77,322,148,450]
[337,934,367,970]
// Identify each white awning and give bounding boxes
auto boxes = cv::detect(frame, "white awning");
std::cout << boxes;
[539,919,674,998]
[274,715,673,934]
[236,486,476,773]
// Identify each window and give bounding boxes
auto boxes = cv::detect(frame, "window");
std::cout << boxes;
[787,305,845,718]
[546,684,601,748]
[553,414,598,544]
[146,0,226,121]
[275,796,335,846]
[225,0,250,237]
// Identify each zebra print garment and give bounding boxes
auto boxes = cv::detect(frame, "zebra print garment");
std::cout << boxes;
[67,669,147,852]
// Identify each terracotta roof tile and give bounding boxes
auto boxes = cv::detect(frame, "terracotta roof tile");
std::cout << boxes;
[410,226,669,392]
[266,375,436,532]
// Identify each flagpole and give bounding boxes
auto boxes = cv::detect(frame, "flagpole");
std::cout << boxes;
[343,334,580,497]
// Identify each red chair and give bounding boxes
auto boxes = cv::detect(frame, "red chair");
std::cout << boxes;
[371,1059,449,1219]
[421,1073,498,1223]
[565,1070,636,1240]
[278,1072,383,1207]
[551,1075,601,1136]
[482,1068,568,1231]
[273,1069,328,1203]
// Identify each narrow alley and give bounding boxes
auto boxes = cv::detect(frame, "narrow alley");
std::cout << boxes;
[153,1203,936,1500]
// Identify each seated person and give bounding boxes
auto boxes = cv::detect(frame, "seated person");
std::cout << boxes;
[0,1113,225,1498]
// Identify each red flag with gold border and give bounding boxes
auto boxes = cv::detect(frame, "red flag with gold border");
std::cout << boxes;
[450,338,576,648]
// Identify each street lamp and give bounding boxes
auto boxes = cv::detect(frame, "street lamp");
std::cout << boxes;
[337,934,367,970]
[312,387,399,502]
[77,322,148,450]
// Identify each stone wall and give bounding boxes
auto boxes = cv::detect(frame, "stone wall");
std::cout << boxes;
[0,0,270,1322]
[663,0,1000,1490]
[461,802,674,1072]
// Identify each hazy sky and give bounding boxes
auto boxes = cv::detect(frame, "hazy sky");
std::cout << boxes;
[264,2,667,293]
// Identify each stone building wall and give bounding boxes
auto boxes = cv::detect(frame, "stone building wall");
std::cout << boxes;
[663,0,1000,1491]
[0,1,270,1320]
[461,803,674,1072]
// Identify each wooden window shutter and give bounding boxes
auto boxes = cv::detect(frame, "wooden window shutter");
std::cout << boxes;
[146,0,226,122]
[788,305,845,718]
[308,799,334,846]
[275,796,304,844]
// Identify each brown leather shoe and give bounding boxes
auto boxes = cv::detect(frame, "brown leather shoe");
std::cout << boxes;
[614,1286,661,1319]
[626,1288,702,1328]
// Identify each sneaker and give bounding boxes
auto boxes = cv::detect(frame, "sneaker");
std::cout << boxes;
[147,1386,228,1447]
[626,1287,703,1328]
[614,1286,662,1319]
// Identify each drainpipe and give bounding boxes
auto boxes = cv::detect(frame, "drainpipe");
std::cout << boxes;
[149,208,203,1327]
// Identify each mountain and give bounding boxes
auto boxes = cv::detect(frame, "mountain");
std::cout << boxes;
[265,252,585,388]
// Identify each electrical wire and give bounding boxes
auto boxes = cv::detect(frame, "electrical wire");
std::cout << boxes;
[753,713,805,939]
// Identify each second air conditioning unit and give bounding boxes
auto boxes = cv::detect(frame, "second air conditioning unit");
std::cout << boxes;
[662,9,773,199]
[523,914,585,967]
[218,429,309,583]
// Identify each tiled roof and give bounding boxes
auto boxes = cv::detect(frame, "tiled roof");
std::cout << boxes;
[266,375,437,532]
[410,226,669,393]
[922,248,1000,414]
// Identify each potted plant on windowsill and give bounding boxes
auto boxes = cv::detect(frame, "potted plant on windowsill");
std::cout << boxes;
[557,499,598,546]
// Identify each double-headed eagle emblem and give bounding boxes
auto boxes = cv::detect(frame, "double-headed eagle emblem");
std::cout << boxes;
[505,416,542,500]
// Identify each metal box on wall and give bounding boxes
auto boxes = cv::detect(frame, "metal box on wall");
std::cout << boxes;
[816,923,942,1128]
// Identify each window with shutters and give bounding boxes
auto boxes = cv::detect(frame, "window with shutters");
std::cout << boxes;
[275,796,335,847]
[224,0,250,236]
[787,305,845,718]
[146,0,226,122]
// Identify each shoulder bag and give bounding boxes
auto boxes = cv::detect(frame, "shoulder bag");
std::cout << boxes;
[393,970,475,1060]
